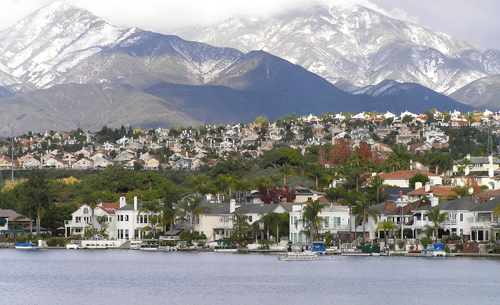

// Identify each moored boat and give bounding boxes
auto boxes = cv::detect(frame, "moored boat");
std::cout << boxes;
[140,244,159,251]
[278,251,317,261]
[421,243,446,257]
[15,242,37,250]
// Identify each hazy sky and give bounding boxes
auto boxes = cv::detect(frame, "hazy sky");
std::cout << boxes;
[1,0,499,50]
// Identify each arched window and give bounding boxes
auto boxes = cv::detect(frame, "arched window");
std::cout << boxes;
[83,208,89,214]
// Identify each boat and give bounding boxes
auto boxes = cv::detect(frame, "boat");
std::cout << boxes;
[422,243,446,257]
[129,240,143,250]
[140,244,159,251]
[279,244,318,261]
[311,241,326,254]
[15,242,37,250]
[278,251,317,261]
[66,243,79,249]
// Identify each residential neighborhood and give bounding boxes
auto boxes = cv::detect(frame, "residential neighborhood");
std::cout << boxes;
[2,109,500,254]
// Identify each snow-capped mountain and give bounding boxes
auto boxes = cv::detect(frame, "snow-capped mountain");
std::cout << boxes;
[176,4,500,96]
[0,2,127,88]
[0,2,478,134]
[450,75,500,110]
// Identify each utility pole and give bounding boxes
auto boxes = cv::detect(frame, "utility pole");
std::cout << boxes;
[11,126,14,183]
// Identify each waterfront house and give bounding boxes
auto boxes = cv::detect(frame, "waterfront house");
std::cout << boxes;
[64,201,120,238]
[0,209,31,239]
[411,197,479,240]
[467,197,500,242]
[289,201,350,244]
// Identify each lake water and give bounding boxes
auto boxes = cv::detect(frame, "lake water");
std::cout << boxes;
[1,249,500,305]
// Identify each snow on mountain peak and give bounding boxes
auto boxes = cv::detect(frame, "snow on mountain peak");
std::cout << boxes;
[0,1,122,88]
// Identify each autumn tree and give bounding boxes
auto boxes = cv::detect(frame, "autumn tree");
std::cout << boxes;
[259,185,280,204]
[279,185,296,202]
[354,141,372,164]
[330,138,352,165]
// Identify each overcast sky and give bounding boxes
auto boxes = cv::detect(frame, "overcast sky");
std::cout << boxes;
[1,0,500,50]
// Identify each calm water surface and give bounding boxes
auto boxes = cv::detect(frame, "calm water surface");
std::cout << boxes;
[1,249,500,305]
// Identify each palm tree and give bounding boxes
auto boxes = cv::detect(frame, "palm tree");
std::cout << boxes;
[232,214,251,246]
[352,197,380,244]
[376,221,397,249]
[177,197,211,234]
[162,188,181,239]
[426,206,448,243]
[277,163,296,186]
[139,200,162,238]
[24,172,51,236]
[296,200,327,242]
[95,215,109,236]
[307,163,325,190]
[369,175,385,204]
[259,212,281,244]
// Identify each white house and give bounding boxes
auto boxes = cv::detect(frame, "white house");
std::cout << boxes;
[289,201,350,244]
[64,201,120,238]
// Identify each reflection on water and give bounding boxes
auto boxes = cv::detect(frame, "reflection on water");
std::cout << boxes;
[1,249,500,305]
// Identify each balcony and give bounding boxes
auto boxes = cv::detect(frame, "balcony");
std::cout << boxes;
[470,221,498,229]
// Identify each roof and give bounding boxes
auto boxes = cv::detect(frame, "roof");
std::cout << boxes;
[379,170,439,179]
[233,203,280,215]
[0,209,31,222]
[469,197,500,212]
[417,197,480,212]
[97,203,120,215]
[407,186,454,197]
[200,202,230,215]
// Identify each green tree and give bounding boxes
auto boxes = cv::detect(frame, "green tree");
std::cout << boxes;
[409,172,430,188]
[139,199,162,238]
[177,197,211,233]
[426,206,448,243]
[24,172,52,236]
[277,163,296,186]
[352,197,380,244]
[259,212,281,243]
[369,175,385,204]
[296,200,327,242]
[376,221,397,249]
[232,214,251,246]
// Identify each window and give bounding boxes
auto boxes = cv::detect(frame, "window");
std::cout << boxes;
[333,217,341,229]
[460,214,463,221]
[248,216,252,222]
[83,208,89,214]
[125,215,129,221]
[324,217,329,228]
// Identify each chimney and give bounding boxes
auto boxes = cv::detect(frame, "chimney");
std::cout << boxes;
[488,155,493,165]
[429,193,438,207]
[424,182,430,192]
[119,196,127,208]
[385,200,395,214]
[230,199,236,213]
[415,182,423,190]
[134,196,138,211]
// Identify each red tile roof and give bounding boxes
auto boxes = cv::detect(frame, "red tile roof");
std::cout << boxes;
[380,169,439,179]
[97,203,120,215]
[408,186,454,197]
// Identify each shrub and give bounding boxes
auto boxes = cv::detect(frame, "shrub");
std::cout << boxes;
[455,244,463,252]
[46,238,67,247]
[179,231,192,242]
[420,237,432,249]
[388,244,395,251]
[397,240,405,251]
